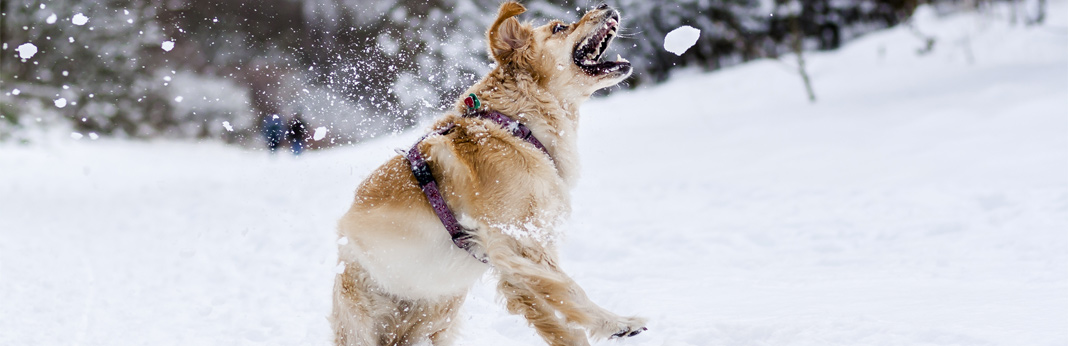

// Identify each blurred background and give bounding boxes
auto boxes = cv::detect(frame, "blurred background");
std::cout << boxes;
[1,0,990,148]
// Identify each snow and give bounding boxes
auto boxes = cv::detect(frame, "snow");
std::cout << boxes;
[314,126,328,141]
[71,13,89,26]
[46,13,57,24]
[53,98,67,108]
[16,43,38,59]
[162,41,175,52]
[174,96,183,103]
[222,121,234,132]
[1,4,1066,346]
[663,26,701,56]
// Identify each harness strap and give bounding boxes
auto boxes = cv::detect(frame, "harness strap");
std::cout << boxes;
[404,124,488,263]
[401,110,553,264]
[469,110,553,164]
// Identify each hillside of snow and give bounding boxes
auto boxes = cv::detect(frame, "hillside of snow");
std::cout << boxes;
[2,3,1066,345]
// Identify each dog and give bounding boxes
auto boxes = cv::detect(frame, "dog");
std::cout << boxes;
[331,2,646,345]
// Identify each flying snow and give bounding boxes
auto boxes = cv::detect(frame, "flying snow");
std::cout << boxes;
[222,121,233,132]
[71,13,89,26]
[46,14,57,24]
[174,96,183,103]
[54,98,67,108]
[16,43,38,59]
[313,127,328,141]
[70,132,83,140]
[161,41,175,52]
[664,26,701,56]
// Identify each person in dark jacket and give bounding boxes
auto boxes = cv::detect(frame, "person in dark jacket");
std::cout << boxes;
[263,114,285,154]
[287,115,308,156]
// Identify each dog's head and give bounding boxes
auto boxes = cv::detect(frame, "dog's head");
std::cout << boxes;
[488,2,631,97]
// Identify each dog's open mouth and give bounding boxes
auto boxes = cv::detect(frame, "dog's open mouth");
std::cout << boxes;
[572,11,631,76]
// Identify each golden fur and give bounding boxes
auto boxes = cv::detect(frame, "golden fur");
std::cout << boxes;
[332,3,645,345]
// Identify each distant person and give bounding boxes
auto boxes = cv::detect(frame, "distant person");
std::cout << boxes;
[287,115,308,156]
[263,114,284,154]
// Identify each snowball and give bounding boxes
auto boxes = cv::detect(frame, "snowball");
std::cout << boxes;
[313,127,328,141]
[161,41,174,52]
[222,121,233,132]
[71,13,88,26]
[46,14,57,24]
[70,132,83,140]
[54,98,67,108]
[174,96,183,103]
[664,26,701,56]
[16,43,37,59]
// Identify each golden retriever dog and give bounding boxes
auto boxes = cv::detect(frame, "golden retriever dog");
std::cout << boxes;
[332,2,646,345]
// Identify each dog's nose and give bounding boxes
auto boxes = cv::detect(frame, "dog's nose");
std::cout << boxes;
[597,3,609,10]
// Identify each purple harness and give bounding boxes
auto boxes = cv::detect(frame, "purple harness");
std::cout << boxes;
[402,109,552,263]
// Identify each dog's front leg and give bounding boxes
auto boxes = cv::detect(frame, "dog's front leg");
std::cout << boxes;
[498,279,590,346]
[482,231,647,342]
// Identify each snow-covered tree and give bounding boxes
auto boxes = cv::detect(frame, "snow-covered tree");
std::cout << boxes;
[3,0,929,144]
[2,0,172,138]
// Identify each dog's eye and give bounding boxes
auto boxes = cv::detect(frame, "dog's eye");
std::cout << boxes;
[552,23,568,34]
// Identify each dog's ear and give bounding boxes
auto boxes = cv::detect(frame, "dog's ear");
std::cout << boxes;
[488,2,531,63]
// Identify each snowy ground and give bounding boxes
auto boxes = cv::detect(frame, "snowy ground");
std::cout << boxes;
[2,3,1066,346]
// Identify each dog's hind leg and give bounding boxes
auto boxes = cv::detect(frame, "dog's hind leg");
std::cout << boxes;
[423,296,465,346]
[383,295,465,346]
[331,262,376,346]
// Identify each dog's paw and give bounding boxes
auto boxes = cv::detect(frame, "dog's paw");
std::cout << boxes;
[600,316,647,339]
